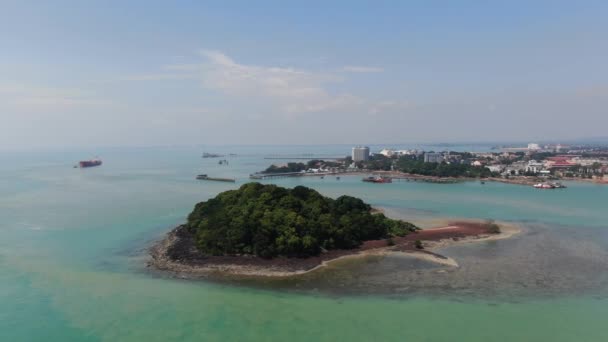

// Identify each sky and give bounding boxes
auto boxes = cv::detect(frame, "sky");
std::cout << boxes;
[1,0,607,149]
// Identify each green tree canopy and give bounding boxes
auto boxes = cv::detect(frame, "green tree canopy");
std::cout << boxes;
[393,157,494,178]
[186,183,418,258]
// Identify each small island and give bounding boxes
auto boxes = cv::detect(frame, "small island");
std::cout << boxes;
[150,183,515,277]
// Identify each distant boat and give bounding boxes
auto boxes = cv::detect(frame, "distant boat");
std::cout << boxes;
[202,153,224,158]
[533,182,566,189]
[534,183,553,189]
[336,176,340,180]
[362,176,392,183]
[78,159,102,168]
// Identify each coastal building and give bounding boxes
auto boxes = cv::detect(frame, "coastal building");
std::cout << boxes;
[526,160,545,173]
[424,152,443,163]
[545,156,577,170]
[307,168,328,173]
[573,157,604,167]
[487,165,505,173]
[445,154,462,164]
[379,148,395,157]
[472,152,495,159]
[504,161,527,175]
[352,146,370,162]
[528,143,541,151]
[346,163,359,171]
[395,149,422,156]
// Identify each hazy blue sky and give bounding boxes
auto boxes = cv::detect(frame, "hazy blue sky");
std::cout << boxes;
[2,0,607,149]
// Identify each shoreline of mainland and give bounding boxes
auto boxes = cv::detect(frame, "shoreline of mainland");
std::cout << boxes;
[148,219,521,278]
[261,169,608,186]
[349,171,590,186]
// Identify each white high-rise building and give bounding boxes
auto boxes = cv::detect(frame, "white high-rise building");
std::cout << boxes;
[352,146,370,162]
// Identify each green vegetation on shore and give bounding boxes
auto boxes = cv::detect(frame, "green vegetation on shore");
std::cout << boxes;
[395,156,493,178]
[186,183,418,258]
[263,160,342,174]
[357,154,495,178]
[263,162,307,173]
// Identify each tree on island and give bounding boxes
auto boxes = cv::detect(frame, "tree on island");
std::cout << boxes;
[262,160,344,174]
[263,162,307,173]
[186,183,418,258]
[393,157,494,178]
[356,154,393,171]
[354,154,496,178]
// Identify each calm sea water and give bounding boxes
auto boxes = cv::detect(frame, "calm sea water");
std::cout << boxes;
[1,145,608,341]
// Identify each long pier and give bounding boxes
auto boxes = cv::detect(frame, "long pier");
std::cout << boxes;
[250,171,340,179]
[388,176,461,184]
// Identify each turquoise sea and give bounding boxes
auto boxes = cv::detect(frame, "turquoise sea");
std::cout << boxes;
[1,145,608,341]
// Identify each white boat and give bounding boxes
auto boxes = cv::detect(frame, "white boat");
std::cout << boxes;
[533,182,566,189]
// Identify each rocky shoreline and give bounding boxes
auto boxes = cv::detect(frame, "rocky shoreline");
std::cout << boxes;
[148,221,520,278]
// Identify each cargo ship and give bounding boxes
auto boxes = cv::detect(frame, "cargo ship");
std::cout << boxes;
[362,176,392,183]
[78,159,102,168]
[196,174,236,182]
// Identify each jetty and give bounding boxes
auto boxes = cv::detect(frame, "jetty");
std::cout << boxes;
[202,153,225,158]
[360,171,463,184]
[250,171,339,180]
[196,174,236,182]
[390,176,462,184]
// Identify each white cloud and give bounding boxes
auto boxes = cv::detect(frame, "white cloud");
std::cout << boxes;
[164,64,201,71]
[118,50,397,117]
[118,64,202,81]
[198,50,361,115]
[367,100,412,115]
[284,94,364,114]
[342,65,384,73]
[119,73,195,81]
[0,84,109,111]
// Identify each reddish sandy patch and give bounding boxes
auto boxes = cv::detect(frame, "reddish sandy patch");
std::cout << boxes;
[360,221,493,251]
